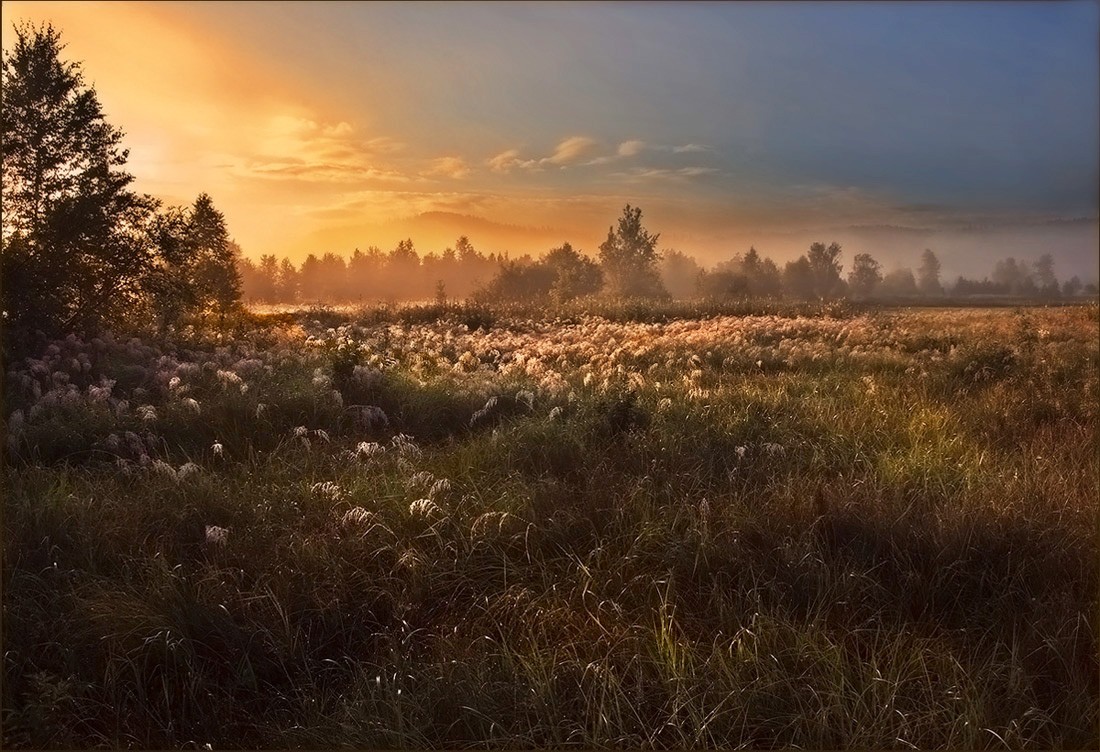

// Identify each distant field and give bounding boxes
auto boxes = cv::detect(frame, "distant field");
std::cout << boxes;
[3,303,1097,748]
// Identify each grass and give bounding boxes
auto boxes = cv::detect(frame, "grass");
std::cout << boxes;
[2,302,1098,748]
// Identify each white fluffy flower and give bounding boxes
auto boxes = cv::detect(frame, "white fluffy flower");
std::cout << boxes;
[205,525,229,547]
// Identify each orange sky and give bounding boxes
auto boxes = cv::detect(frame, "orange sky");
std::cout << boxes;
[3,1,1097,278]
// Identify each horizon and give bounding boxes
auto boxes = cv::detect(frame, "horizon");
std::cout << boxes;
[2,0,1098,281]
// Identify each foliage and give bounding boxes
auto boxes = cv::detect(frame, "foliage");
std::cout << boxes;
[2,24,244,354]
[917,248,944,296]
[1,23,157,342]
[598,205,668,299]
[847,252,883,298]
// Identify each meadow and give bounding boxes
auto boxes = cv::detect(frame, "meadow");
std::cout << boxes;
[2,301,1097,749]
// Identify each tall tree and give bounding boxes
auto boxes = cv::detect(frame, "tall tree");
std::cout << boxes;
[783,256,816,299]
[659,249,704,299]
[598,204,666,298]
[186,193,241,317]
[847,253,883,299]
[2,22,156,339]
[806,242,845,298]
[1034,254,1059,296]
[544,242,603,302]
[917,248,944,296]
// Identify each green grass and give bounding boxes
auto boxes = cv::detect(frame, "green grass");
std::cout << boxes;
[3,303,1097,748]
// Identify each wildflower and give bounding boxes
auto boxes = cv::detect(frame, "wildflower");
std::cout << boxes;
[177,462,201,481]
[429,478,452,498]
[182,398,201,414]
[168,376,182,390]
[205,525,229,547]
[212,441,224,457]
[355,441,385,459]
[657,397,672,412]
[406,470,435,490]
[216,369,243,387]
[735,446,747,460]
[470,396,499,427]
[762,442,785,456]
[391,433,420,457]
[293,426,309,438]
[255,403,267,418]
[409,498,443,519]
[341,506,374,530]
[313,429,331,443]
[549,406,563,421]
[516,390,534,409]
[311,481,343,501]
[137,404,157,422]
[470,511,522,538]
[151,459,178,480]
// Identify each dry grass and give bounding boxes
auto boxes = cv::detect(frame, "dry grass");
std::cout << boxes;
[3,303,1097,748]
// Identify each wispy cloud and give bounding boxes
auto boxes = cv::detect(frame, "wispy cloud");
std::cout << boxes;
[233,114,408,183]
[542,136,597,166]
[616,166,721,182]
[422,156,472,179]
[672,143,708,153]
[488,148,538,173]
[617,139,646,157]
[489,136,598,173]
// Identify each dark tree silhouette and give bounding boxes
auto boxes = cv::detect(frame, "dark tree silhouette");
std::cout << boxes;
[806,242,845,298]
[917,248,944,296]
[847,253,883,299]
[186,193,241,318]
[598,205,667,298]
[2,23,157,339]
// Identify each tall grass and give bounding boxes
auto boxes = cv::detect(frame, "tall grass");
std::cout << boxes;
[3,304,1097,748]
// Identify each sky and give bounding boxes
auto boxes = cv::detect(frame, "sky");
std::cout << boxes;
[2,1,1098,278]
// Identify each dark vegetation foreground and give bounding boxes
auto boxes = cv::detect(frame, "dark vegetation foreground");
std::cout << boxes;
[2,302,1098,749]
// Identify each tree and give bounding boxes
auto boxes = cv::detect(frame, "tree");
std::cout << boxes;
[917,248,943,296]
[992,257,1029,295]
[2,22,156,340]
[598,205,667,298]
[847,253,883,299]
[186,193,241,317]
[1062,276,1082,297]
[782,256,816,299]
[806,242,845,298]
[544,242,603,302]
[659,249,703,299]
[276,257,300,302]
[1034,254,1059,297]
[880,268,918,297]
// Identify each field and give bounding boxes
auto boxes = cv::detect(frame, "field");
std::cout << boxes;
[3,302,1098,749]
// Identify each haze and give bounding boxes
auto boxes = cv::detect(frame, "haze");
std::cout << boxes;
[3,0,1097,281]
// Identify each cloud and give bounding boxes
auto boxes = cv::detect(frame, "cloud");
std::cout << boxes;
[422,156,472,179]
[672,143,709,153]
[488,148,538,173]
[232,113,409,183]
[617,139,646,157]
[489,136,598,172]
[245,160,411,183]
[616,166,720,182]
[541,136,597,166]
[303,189,494,223]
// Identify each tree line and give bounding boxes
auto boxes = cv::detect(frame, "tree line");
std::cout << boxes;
[240,215,1095,306]
[4,22,1094,360]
